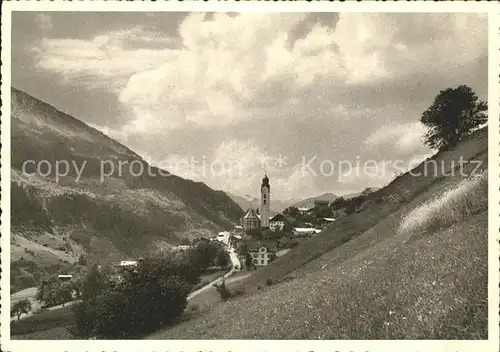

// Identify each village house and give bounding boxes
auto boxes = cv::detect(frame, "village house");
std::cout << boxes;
[216,231,232,246]
[292,228,322,237]
[246,240,277,268]
[269,213,287,231]
[319,217,336,228]
[234,225,244,235]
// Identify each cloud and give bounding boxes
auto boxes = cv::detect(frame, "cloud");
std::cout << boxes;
[365,122,428,154]
[35,14,53,32]
[31,28,178,91]
[24,12,487,198]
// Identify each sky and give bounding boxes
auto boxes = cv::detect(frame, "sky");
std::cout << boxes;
[11,12,488,200]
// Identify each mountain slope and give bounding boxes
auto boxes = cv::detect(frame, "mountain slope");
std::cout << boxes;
[149,127,488,339]
[290,192,338,209]
[10,87,244,290]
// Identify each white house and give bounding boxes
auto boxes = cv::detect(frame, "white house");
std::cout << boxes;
[216,231,232,246]
[269,213,287,232]
[119,260,138,267]
[246,240,277,267]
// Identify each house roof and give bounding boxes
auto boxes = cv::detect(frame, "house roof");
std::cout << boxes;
[245,239,277,253]
[298,206,314,212]
[293,228,317,233]
[119,260,138,266]
[270,213,287,222]
[322,218,336,222]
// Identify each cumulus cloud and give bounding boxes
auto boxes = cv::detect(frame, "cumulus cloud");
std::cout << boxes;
[24,12,487,198]
[365,122,428,154]
[31,28,178,91]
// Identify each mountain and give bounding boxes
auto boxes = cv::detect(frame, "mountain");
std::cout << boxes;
[341,187,380,199]
[150,127,488,339]
[10,87,244,291]
[289,192,338,209]
[226,192,302,215]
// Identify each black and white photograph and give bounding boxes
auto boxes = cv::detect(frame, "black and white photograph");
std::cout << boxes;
[1,2,498,351]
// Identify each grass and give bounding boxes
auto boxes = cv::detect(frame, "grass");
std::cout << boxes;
[399,170,488,236]
[11,305,74,336]
[147,128,488,340]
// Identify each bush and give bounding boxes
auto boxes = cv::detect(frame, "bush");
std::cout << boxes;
[266,278,273,286]
[73,257,192,338]
[213,280,232,301]
[399,170,488,236]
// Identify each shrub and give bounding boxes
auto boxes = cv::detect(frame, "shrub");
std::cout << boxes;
[266,278,273,286]
[213,280,232,301]
[399,170,487,236]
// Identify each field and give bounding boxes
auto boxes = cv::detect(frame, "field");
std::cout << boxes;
[11,128,489,340]
[11,305,74,338]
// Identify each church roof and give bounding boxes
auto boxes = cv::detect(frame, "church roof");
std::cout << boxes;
[243,208,259,219]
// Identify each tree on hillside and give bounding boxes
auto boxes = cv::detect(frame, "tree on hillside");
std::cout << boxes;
[77,254,87,266]
[246,228,264,240]
[421,85,487,150]
[283,206,300,218]
[215,250,230,268]
[11,299,32,320]
[187,242,219,272]
[82,264,106,299]
[72,257,191,339]
[58,282,74,307]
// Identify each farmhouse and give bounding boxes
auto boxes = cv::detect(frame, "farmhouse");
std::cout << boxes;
[269,213,287,231]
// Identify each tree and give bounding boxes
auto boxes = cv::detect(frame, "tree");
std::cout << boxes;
[11,299,32,320]
[82,264,106,299]
[36,276,60,307]
[421,85,487,150]
[215,250,230,268]
[213,278,231,301]
[73,257,192,339]
[58,282,74,307]
[246,228,263,240]
[283,206,300,218]
[71,276,84,299]
[77,254,87,266]
[245,253,253,271]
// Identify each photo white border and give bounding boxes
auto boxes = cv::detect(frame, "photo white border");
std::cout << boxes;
[1,1,498,351]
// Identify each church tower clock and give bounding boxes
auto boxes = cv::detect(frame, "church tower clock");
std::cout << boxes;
[260,173,270,228]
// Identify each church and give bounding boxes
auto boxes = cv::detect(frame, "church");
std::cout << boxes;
[242,173,271,232]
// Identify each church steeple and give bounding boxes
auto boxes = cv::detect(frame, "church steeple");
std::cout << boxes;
[260,173,270,228]
[261,173,270,190]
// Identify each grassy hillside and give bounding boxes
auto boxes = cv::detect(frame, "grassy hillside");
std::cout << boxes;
[148,127,488,339]
[10,87,244,292]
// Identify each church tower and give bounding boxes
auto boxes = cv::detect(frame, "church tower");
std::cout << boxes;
[260,173,270,228]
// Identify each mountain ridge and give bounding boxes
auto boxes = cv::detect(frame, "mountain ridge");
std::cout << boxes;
[10,87,244,291]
